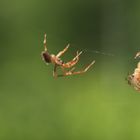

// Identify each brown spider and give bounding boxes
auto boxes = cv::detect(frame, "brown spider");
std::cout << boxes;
[127,51,140,91]
[41,34,95,78]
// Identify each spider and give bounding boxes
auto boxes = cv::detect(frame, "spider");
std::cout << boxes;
[41,34,95,78]
[127,51,140,91]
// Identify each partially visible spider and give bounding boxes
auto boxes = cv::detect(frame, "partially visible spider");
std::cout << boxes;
[41,34,95,78]
[127,51,140,91]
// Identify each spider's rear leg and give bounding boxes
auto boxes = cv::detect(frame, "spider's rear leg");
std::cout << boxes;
[69,67,76,72]
[53,64,68,78]
[53,64,58,78]
[83,60,95,72]
[58,60,95,77]
[56,44,70,58]
[64,60,95,76]
[62,51,82,68]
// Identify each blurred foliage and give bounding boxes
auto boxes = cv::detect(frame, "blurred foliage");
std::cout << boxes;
[0,0,140,140]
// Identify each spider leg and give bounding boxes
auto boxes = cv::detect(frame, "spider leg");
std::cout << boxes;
[57,67,75,77]
[56,44,70,58]
[61,66,67,75]
[62,51,82,68]
[43,33,47,51]
[83,60,95,72]
[58,60,95,77]
[53,64,58,78]
[66,60,95,76]
[135,51,140,59]
[69,67,76,72]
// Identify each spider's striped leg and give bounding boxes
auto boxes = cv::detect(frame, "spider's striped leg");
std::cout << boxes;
[58,60,95,77]
[62,51,82,68]
[43,34,47,51]
[64,60,95,76]
[56,44,70,58]
[57,67,75,77]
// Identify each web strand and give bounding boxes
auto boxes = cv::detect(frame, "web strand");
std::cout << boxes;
[83,49,114,57]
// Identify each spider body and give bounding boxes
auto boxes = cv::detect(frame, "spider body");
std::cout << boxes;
[42,51,52,63]
[128,52,140,91]
[41,34,95,78]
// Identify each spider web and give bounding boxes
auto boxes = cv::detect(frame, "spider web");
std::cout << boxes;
[83,49,114,57]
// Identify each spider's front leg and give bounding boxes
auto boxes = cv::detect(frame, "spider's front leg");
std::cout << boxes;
[56,44,70,58]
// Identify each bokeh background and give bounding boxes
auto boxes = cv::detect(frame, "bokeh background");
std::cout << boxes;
[0,0,140,140]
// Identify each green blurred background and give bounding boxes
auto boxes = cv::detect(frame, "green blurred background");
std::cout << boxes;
[0,0,140,140]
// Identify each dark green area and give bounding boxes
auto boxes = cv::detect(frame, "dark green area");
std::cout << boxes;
[0,0,140,140]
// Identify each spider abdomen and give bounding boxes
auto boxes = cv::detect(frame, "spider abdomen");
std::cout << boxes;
[42,52,51,63]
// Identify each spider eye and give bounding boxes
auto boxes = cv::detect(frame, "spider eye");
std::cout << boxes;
[42,52,51,63]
